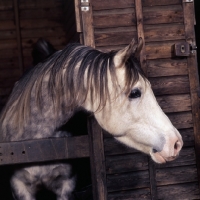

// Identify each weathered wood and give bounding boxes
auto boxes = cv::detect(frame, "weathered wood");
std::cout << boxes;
[93,8,136,29]
[144,24,185,42]
[108,188,151,200]
[0,136,89,165]
[182,0,200,190]
[180,128,194,147]
[74,0,82,32]
[81,0,95,47]
[0,20,15,30]
[0,30,17,40]
[92,0,135,11]
[94,30,137,47]
[18,0,63,9]
[147,58,188,77]
[157,182,200,200]
[142,0,182,7]
[157,94,191,113]
[0,0,13,11]
[106,153,148,174]
[167,112,193,129]
[156,165,198,186]
[107,170,150,192]
[150,76,190,96]
[14,0,23,74]
[0,10,14,20]
[143,5,184,25]
[135,0,147,74]
[87,117,107,200]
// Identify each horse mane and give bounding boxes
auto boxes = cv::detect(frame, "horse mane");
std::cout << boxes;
[0,43,146,131]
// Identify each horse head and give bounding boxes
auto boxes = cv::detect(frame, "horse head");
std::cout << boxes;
[85,39,183,164]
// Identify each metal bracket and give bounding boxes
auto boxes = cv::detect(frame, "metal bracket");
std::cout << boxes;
[81,0,89,11]
[183,0,193,2]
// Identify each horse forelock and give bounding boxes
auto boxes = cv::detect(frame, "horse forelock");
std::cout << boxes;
[0,43,146,135]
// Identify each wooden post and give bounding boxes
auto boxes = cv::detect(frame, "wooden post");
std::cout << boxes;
[182,0,200,189]
[13,0,24,75]
[135,0,147,75]
[87,117,107,200]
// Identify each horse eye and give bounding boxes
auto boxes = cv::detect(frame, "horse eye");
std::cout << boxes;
[128,89,141,99]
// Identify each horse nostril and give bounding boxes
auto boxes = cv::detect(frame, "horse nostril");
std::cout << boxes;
[174,141,178,150]
[152,148,158,153]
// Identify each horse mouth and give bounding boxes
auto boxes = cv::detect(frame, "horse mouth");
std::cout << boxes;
[150,151,178,164]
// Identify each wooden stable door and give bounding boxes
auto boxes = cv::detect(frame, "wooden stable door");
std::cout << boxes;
[75,0,200,199]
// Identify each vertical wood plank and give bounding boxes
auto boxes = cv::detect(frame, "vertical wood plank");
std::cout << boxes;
[182,0,200,189]
[13,0,23,74]
[74,0,82,32]
[135,0,147,75]
[87,116,107,200]
[135,0,157,199]
[80,0,95,47]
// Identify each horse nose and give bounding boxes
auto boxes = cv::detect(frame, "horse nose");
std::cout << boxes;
[173,140,182,157]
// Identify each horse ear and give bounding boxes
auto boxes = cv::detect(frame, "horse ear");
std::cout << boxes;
[113,38,143,68]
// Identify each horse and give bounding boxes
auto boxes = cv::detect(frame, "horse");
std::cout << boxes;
[0,38,183,199]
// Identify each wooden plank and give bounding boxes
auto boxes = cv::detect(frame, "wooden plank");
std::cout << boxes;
[13,0,23,74]
[20,19,63,29]
[104,136,138,156]
[74,0,82,32]
[107,170,150,192]
[92,0,135,11]
[157,94,191,113]
[180,128,194,147]
[0,136,89,165]
[167,112,193,129]
[156,165,198,186]
[0,69,21,79]
[87,117,107,200]
[0,0,13,11]
[93,8,136,29]
[108,188,151,200]
[0,30,17,40]
[106,153,148,174]
[0,39,17,50]
[143,5,184,25]
[147,58,188,77]
[81,0,95,47]
[19,7,63,20]
[182,0,200,189]
[145,41,184,60]
[157,182,200,200]
[19,0,63,9]
[0,10,14,20]
[135,0,147,74]
[144,24,185,42]
[94,30,137,47]
[150,76,190,96]
[142,0,182,7]
[0,20,15,30]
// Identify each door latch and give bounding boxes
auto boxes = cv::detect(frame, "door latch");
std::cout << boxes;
[81,0,89,11]
[174,42,197,57]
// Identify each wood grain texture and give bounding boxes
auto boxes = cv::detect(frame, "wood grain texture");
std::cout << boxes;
[157,182,200,200]
[150,76,190,96]
[142,0,182,7]
[107,170,150,192]
[143,5,184,25]
[93,8,136,29]
[106,153,148,174]
[157,94,191,113]
[147,58,188,77]
[156,165,198,186]
[108,188,151,200]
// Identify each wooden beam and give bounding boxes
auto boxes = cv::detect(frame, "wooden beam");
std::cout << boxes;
[87,117,107,200]
[182,0,200,190]
[13,0,23,74]
[0,135,89,165]
[135,0,147,75]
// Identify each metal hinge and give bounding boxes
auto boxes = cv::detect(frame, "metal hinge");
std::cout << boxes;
[183,0,193,2]
[174,42,197,57]
[81,0,89,11]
